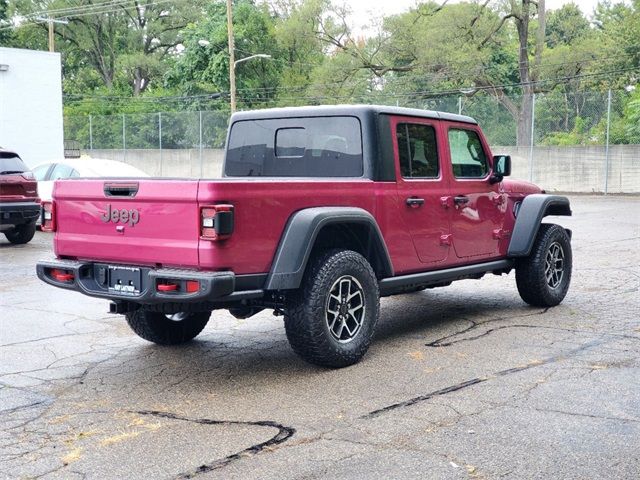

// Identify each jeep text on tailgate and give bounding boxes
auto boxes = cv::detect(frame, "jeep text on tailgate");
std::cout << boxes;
[37,106,572,368]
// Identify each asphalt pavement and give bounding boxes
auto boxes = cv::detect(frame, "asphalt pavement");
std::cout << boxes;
[1,195,638,479]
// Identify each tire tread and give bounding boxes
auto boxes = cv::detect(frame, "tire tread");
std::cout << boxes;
[125,309,211,345]
[5,223,36,244]
[284,249,379,368]
[516,223,572,307]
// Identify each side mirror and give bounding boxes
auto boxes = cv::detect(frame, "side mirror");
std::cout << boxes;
[490,155,511,183]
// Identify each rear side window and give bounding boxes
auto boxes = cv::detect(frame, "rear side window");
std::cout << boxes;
[396,123,439,178]
[0,154,28,175]
[448,128,489,178]
[225,116,363,177]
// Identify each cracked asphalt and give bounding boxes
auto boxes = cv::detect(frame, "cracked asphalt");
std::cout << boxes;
[1,195,639,480]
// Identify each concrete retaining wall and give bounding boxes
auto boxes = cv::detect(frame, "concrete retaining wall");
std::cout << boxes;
[89,149,226,178]
[494,145,639,194]
[88,145,640,193]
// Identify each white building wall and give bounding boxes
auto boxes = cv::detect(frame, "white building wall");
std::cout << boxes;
[0,47,64,167]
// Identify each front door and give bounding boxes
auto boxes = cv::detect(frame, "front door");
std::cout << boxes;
[392,116,450,266]
[444,123,505,259]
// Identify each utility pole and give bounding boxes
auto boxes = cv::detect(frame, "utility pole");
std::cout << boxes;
[48,19,54,52]
[35,17,68,52]
[226,0,237,113]
[225,1,270,113]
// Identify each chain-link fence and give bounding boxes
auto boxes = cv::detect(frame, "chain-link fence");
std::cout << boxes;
[63,88,640,192]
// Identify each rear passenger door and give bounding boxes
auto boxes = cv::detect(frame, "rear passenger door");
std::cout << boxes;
[444,123,505,259]
[392,116,450,266]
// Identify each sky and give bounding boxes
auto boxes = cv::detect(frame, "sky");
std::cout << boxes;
[346,0,606,33]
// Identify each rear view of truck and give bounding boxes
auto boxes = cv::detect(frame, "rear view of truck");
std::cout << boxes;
[36,107,378,366]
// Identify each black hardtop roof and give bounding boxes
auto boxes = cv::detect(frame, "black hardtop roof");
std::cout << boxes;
[231,104,477,125]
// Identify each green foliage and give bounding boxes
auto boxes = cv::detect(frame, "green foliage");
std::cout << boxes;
[4,0,639,146]
[620,89,640,143]
[546,3,590,48]
[0,0,14,46]
[166,0,281,109]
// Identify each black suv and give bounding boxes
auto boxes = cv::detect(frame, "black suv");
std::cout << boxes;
[0,149,40,244]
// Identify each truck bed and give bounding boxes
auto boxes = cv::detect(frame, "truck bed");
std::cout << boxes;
[52,178,414,274]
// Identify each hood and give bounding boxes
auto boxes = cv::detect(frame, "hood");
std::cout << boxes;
[501,178,543,194]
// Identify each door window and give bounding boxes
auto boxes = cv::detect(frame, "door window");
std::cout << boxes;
[396,123,439,178]
[50,163,76,180]
[32,164,51,181]
[448,128,489,178]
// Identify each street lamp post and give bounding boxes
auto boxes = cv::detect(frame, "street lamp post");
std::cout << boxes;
[235,54,272,66]
[228,53,272,113]
[226,0,271,112]
[226,0,237,112]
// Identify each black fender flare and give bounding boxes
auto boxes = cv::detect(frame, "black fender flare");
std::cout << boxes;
[265,207,394,290]
[508,194,572,257]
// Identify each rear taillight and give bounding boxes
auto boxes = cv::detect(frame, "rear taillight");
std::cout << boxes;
[49,268,74,283]
[156,279,200,294]
[41,201,56,232]
[201,204,234,241]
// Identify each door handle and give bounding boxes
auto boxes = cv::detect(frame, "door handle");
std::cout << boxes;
[406,197,425,207]
[454,195,470,205]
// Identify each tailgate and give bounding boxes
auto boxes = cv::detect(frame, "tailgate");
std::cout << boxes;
[0,174,38,200]
[54,179,200,267]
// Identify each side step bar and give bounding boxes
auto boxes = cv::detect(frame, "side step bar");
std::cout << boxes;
[379,260,514,296]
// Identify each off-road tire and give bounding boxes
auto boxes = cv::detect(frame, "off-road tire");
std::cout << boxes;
[516,223,572,307]
[284,249,380,368]
[4,222,36,244]
[125,309,211,345]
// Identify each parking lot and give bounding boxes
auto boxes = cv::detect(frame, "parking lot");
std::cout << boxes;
[1,195,638,479]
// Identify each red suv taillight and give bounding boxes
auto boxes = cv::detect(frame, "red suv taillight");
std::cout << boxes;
[201,204,234,241]
[41,201,56,232]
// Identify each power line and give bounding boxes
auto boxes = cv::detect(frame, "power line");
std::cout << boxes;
[0,0,178,30]
[61,56,640,107]
[62,67,639,107]
[24,0,136,18]
[234,67,640,102]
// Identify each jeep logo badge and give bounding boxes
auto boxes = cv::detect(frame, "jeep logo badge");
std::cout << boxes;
[100,204,140,227]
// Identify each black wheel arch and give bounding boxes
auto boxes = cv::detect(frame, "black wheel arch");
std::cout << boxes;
[265,207,394,291]
[508,194,572,257]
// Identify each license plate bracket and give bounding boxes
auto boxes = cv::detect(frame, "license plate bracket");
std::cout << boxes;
[108,266,141,295]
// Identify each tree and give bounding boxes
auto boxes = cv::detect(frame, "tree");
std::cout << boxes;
[473,0,548,146]
[271,0,330,105]
[13,0,204,94]
[546,2,590,48]
[378,0,597,146]
[167,0,281,109]
[0,0,13,46]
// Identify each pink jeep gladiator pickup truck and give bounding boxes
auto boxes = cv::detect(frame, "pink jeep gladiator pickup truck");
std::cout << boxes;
[37,105,572,367]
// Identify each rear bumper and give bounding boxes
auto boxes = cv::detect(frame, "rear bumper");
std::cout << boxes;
[0,201,40,226]
[36,259,261,304]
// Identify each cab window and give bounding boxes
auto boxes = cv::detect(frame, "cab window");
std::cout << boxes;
[448,128,489,178]
[226,116,363,177]
[396,123,439,179]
